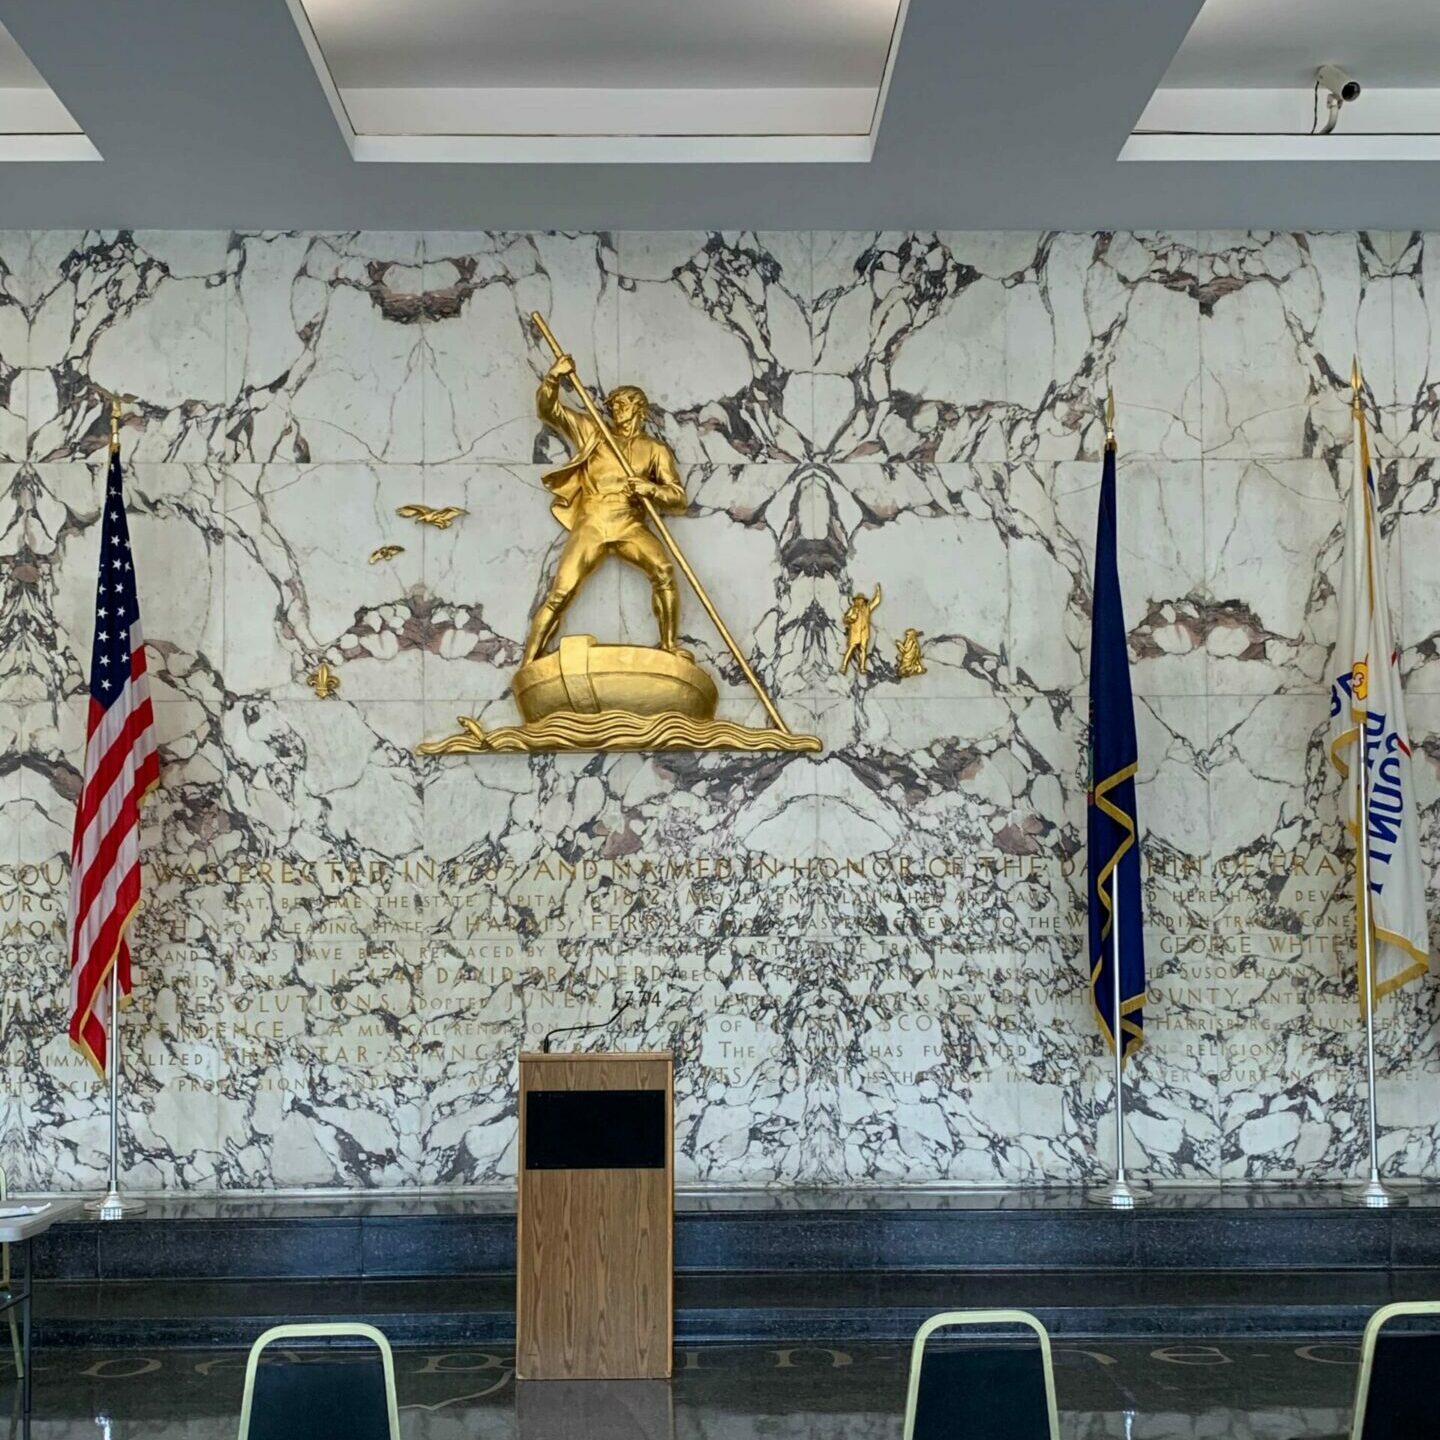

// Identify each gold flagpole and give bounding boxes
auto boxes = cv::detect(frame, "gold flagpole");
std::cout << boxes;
[1347,356,1404,1209]
[530,313,792,736]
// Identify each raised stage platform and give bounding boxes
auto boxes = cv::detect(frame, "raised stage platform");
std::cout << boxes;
[27,1186,1440,1347]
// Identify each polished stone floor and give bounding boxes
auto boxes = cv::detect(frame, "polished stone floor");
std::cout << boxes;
[0,1339,1360,1438]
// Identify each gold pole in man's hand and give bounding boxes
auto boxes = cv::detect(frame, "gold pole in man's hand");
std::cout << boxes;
[530,312,792,736]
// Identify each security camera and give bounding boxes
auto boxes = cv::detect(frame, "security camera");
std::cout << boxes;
[1317,65,1361,104]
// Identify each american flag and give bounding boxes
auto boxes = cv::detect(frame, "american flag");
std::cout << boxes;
[66,451,159,1077]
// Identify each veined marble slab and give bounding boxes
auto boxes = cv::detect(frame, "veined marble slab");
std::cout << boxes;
[0,228,1435,1192]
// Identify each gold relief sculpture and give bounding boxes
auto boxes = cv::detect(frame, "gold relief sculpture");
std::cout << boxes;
[839,584,882,676]
[306,661,340,698]
[895,628,926,678]
[368,544,405,564]
[417,314,820,756]
[396,504,467,529]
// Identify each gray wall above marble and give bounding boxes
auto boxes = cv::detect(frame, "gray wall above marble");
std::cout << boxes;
[5,3,1440,232]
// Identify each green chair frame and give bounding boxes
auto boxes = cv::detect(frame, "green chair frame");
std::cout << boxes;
[0,1167,21,1380]
[903,1309,1060,1440]
[237,1322,401,1440]
[1349,1299,1440,1440]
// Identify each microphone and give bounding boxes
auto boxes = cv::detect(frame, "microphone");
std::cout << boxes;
[541,995,634,1054]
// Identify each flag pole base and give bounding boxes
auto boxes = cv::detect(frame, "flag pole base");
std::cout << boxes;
[85,1190,146,1221]
[1344,1177,1407,1209]
[1085,1176,1151,1209]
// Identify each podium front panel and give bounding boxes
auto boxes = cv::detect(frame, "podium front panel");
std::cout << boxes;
[516,1052,673,1380]
[525,1088,667,1170]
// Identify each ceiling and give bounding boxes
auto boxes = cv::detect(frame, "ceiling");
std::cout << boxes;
[300,0,903,151]
[3,0,1440,230]
[1162,0,1440,89]
[0,14,87,153]
[304,0,896,90]
[0,18,43,87]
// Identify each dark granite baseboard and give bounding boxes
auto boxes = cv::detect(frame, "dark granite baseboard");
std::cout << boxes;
[22,1186,1440,1346]
[27,1184,1440,1283]
[30,1267,1440,1347]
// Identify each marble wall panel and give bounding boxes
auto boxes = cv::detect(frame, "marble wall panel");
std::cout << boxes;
[0,237,27,462]
[422,708,821,955]
[1398,458,1440,690]
[812,232,1020,463]
[1043,459,1207,697]
[224,463,424,701]
[1007,231,1201,463]
[423,231,619,465]
[27,232,230,464]
[1203,460,1344,696]
[215,936,428,1190]
[1389,232,1440,459]
[1206,696,1363,1180]
[1,228,1438,1191]
[226,233,424,465]
[1197,231,1396,463]
[809,464,1010,702]
[618,232,813,464]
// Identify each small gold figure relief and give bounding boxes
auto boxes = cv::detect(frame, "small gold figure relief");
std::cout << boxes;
[396,504,467,530]
[839,584,882,676]
[895,628,927,678]
[416,313,820,755]
[306,661,340,698]
[368,544,405,564]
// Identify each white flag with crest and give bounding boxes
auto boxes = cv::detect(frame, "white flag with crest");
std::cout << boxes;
[1327,402,1429,1010]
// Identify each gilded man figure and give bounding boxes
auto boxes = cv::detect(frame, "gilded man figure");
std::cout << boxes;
[523,353,687,664]
[895,627,926,678]
[839,584,882,676]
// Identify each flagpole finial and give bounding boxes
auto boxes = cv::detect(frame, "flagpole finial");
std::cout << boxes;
[96,385,138,459]
[1104,384,1116,451]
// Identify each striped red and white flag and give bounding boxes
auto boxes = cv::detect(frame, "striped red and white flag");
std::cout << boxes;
[66,450,159,1076]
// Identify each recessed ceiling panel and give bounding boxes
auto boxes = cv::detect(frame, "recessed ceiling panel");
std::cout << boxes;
[289,0,909,162]
[1125,0,1440,161]
[1163,0,1440,89]
[0,18,99,161]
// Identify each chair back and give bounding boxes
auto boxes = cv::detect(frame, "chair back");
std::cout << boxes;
[903,1310,1059,1440]
[238,1323,400,1440]
[1350,1301,1440,1440]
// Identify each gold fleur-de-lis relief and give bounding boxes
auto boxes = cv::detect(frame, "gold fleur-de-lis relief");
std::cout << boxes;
[306,661,340,698]
[368,544,405,564]
[396,504,467,530]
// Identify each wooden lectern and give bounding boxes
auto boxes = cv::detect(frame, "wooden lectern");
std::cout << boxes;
[516,1051,674,1380]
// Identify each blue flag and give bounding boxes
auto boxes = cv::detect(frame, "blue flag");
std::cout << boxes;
[1087,445,1145,1063]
